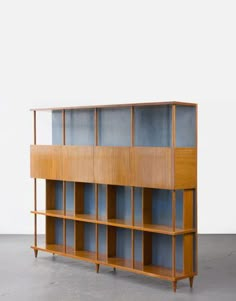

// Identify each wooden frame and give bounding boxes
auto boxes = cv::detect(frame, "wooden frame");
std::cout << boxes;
[31,101,197,292]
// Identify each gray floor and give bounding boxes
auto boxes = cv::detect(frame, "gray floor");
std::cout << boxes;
[0,235,236,301]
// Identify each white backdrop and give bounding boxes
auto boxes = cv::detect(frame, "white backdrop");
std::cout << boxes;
[0,0,236,234]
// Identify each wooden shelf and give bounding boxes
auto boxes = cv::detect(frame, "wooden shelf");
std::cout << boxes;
[31,210,196,235]
[107,257,132,268]
[31,101,198,292]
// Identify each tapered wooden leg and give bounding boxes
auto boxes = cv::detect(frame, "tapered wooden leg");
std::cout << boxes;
[96,264,100,273]
[189,276,194,288]
[113,267,116,272]
[172,281,177,292]
[34,249,38,258]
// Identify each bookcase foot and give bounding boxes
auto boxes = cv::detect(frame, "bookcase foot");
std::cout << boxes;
[96,264,100,273]
[172,281,177,292]
[189,276,194,288]
[34,249,38,258]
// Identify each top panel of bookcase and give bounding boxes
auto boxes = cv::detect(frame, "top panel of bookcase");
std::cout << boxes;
[30,101,196,111]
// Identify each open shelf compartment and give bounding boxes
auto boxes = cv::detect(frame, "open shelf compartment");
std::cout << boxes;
[107,226,132,268]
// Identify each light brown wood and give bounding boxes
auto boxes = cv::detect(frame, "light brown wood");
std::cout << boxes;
[62,146,94,182]
[172,191,176,231]
[174,148,197,189]
[143,232,152,265]
[32,244,196,281]
[142,188,152,224]
[34,178,37,247]
[107,185,116,219]
[33,110,36,145]
[31,101,198,291]
[32,210,196,235]
[183,234,193,274]
[171,105,176,189]
[131,230,134,269]
[195,104,198,275]
[75,182,84,214]
[46,217,55,245]
[46,180,56,210]
[172,236,176,278]
[172,280,177,292]
[131,106,134,147]
[30,101,197,111]
[31,145,196,190]
[183,190,194,229]
[30,145,94,182]
[94,108,98,146]
[63,181,66,252]
[189,276,194,288]
[107,227,116,257]
[75,221,84,251]
[62,110,65,145]
[131,147,172,189]
[30,145,63,179]
[94,147,130,186]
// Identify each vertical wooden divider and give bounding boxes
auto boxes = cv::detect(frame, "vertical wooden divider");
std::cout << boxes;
[131,187,134,268]
[183,190,194,229]
[33,111,38,256]
[172,191,176,278]
[195,104,198,274]
[62,110,66,253]
[142,188,152,224]
[130,106,134,269]
[94,108,99,269]
[74,182,77,254]
[171,105,176,282]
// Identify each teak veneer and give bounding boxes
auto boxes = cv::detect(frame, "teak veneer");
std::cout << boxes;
[30,101,197,292]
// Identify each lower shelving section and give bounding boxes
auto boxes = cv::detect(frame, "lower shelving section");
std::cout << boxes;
[33,215,196,284]
[32,181,197,291]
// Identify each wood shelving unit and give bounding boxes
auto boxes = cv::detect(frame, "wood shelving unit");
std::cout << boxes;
[30,101,197,292]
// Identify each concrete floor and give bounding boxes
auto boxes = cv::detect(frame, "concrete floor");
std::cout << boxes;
[0,235,236,301]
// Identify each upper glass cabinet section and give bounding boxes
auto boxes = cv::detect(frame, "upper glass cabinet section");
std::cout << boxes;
[33,102,196,147]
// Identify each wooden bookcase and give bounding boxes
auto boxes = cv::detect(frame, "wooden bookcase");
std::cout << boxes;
[30,101,197,292]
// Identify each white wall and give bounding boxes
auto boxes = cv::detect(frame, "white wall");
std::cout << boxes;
[0,0,235,234]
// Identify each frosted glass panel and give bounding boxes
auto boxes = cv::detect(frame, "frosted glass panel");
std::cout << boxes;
[52,110,62,145]
[135,105,172,147]
[98,108,130,146]
[65,109,94,145]
[176,105,196,147]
